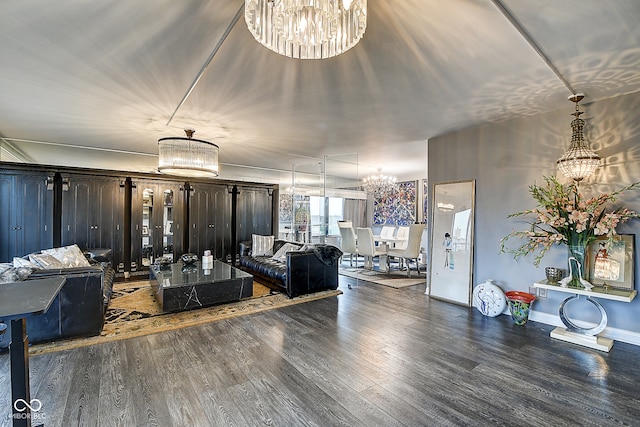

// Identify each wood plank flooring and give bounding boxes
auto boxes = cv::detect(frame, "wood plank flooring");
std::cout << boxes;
[2,276,640,426]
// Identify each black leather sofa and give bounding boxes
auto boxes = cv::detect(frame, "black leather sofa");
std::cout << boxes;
[239,239,342,298]
[0,265,115,348]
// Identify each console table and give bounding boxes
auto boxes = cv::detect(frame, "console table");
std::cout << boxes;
[0,277,66,427]
[534,280,637,352]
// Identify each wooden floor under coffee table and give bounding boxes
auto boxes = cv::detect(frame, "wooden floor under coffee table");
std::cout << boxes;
[149,260,253,312]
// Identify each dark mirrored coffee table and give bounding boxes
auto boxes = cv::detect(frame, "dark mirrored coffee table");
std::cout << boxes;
[150,260,253,312]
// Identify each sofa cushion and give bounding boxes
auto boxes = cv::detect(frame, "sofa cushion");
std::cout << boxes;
[252,234,275,256]
[240,256,288,284]
[43,244,91,268]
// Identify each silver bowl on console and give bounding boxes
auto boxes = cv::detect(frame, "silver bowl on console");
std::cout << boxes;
[545,267,565,284]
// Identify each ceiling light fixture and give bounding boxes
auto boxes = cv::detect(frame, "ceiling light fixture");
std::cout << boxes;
[158,129,219,177]
[556,93,601,182]
[245,0,367,59]
[362,168,398,196]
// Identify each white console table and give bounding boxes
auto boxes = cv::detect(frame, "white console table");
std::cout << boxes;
[534,280,637,352]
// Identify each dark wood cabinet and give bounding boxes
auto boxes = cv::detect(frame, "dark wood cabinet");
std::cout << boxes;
[188,183,231,260]
[131,179,185,269]
[0,170,54,262]
[236,187,273,244]
[61,174,124,269]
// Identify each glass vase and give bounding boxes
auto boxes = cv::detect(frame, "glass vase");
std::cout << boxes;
[567,244,587,288]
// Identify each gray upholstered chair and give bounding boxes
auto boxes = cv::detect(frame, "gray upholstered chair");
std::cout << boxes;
[387,224,424,276]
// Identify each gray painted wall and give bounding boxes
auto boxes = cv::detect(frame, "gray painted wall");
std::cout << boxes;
[428,91,640,336]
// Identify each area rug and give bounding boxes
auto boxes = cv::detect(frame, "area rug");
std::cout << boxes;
[339,267,425,288]
[29,280,342,356]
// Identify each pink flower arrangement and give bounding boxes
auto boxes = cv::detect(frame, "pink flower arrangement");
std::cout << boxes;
[500,176,639,266]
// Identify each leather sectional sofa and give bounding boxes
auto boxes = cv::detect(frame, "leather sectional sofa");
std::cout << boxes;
[239,239,342,298]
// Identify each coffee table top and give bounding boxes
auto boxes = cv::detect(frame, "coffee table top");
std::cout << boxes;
[151,260,252,289]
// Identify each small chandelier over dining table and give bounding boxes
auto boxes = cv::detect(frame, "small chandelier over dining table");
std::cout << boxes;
[245,0,367,59]
[158,129,219,178]
[362,168,398,196]
[556,93,601,182]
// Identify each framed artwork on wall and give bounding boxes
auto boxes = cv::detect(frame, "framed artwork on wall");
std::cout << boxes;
[587,234,635,290]
[373,180,417,225]
[428,179,475,306]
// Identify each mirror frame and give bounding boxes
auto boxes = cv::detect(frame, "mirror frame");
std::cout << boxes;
[428,179,475,306]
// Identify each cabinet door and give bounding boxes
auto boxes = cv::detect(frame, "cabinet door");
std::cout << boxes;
[189,184,230,259]
[62,175,123,265]
[0,174,15,261]
[15,173,54,256]
[132,179,185,267]
[236,187,273,243]
[0,171,53,262]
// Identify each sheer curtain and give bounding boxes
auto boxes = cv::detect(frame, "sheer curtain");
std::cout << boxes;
[343,199,367,228]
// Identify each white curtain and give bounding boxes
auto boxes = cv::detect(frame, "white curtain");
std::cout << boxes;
[343,199,367,228]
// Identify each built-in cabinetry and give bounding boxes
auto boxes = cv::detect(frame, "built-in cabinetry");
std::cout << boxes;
[131,179,185,269]
[236,187,273,244]
[0,162,275,274]
[188,183,232,260]
[0,169,54,261]
[61,173,124,270]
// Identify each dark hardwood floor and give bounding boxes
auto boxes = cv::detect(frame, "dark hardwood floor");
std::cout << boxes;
[2,276,640,426]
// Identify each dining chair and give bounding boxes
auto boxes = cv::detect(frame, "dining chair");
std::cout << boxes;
[356,227,387,270]
[394,226,410,250]
[387,224,424,276]
[337,220,358,267]
[380,226,396,240]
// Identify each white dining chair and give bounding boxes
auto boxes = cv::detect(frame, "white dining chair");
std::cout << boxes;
[387,224,424,276]
[380,226,396,241]
[357,227,387,270]
[337,221,359,267]
[394,226,410,250]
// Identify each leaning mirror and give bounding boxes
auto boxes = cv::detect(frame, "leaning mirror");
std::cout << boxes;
[428,180,475,306]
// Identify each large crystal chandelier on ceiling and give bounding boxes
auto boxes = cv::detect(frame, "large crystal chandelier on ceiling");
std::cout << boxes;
[158,129,219,178]
[557,93,601,182]
[362,169,398,196]
[245,0,367,59]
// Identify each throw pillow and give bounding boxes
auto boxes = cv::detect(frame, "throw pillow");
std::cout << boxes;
[13,257,39,269]
[43,244,91,268]
[252,234,275,257]
[29,253,66,269]
[271,242,301,263]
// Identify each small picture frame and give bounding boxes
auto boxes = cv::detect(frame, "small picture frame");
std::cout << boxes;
[587,234,635,290]
[142,225,149,235]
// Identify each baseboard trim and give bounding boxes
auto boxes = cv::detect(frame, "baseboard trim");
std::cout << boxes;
[527,310,640,347]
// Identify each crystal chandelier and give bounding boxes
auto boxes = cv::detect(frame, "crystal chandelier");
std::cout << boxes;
[557,93,601,182]
[362,169,398,196]
[158,129,219,177]
[245,0,367,59]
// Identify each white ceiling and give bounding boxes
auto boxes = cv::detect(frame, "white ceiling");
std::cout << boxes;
[1,0,638,185]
